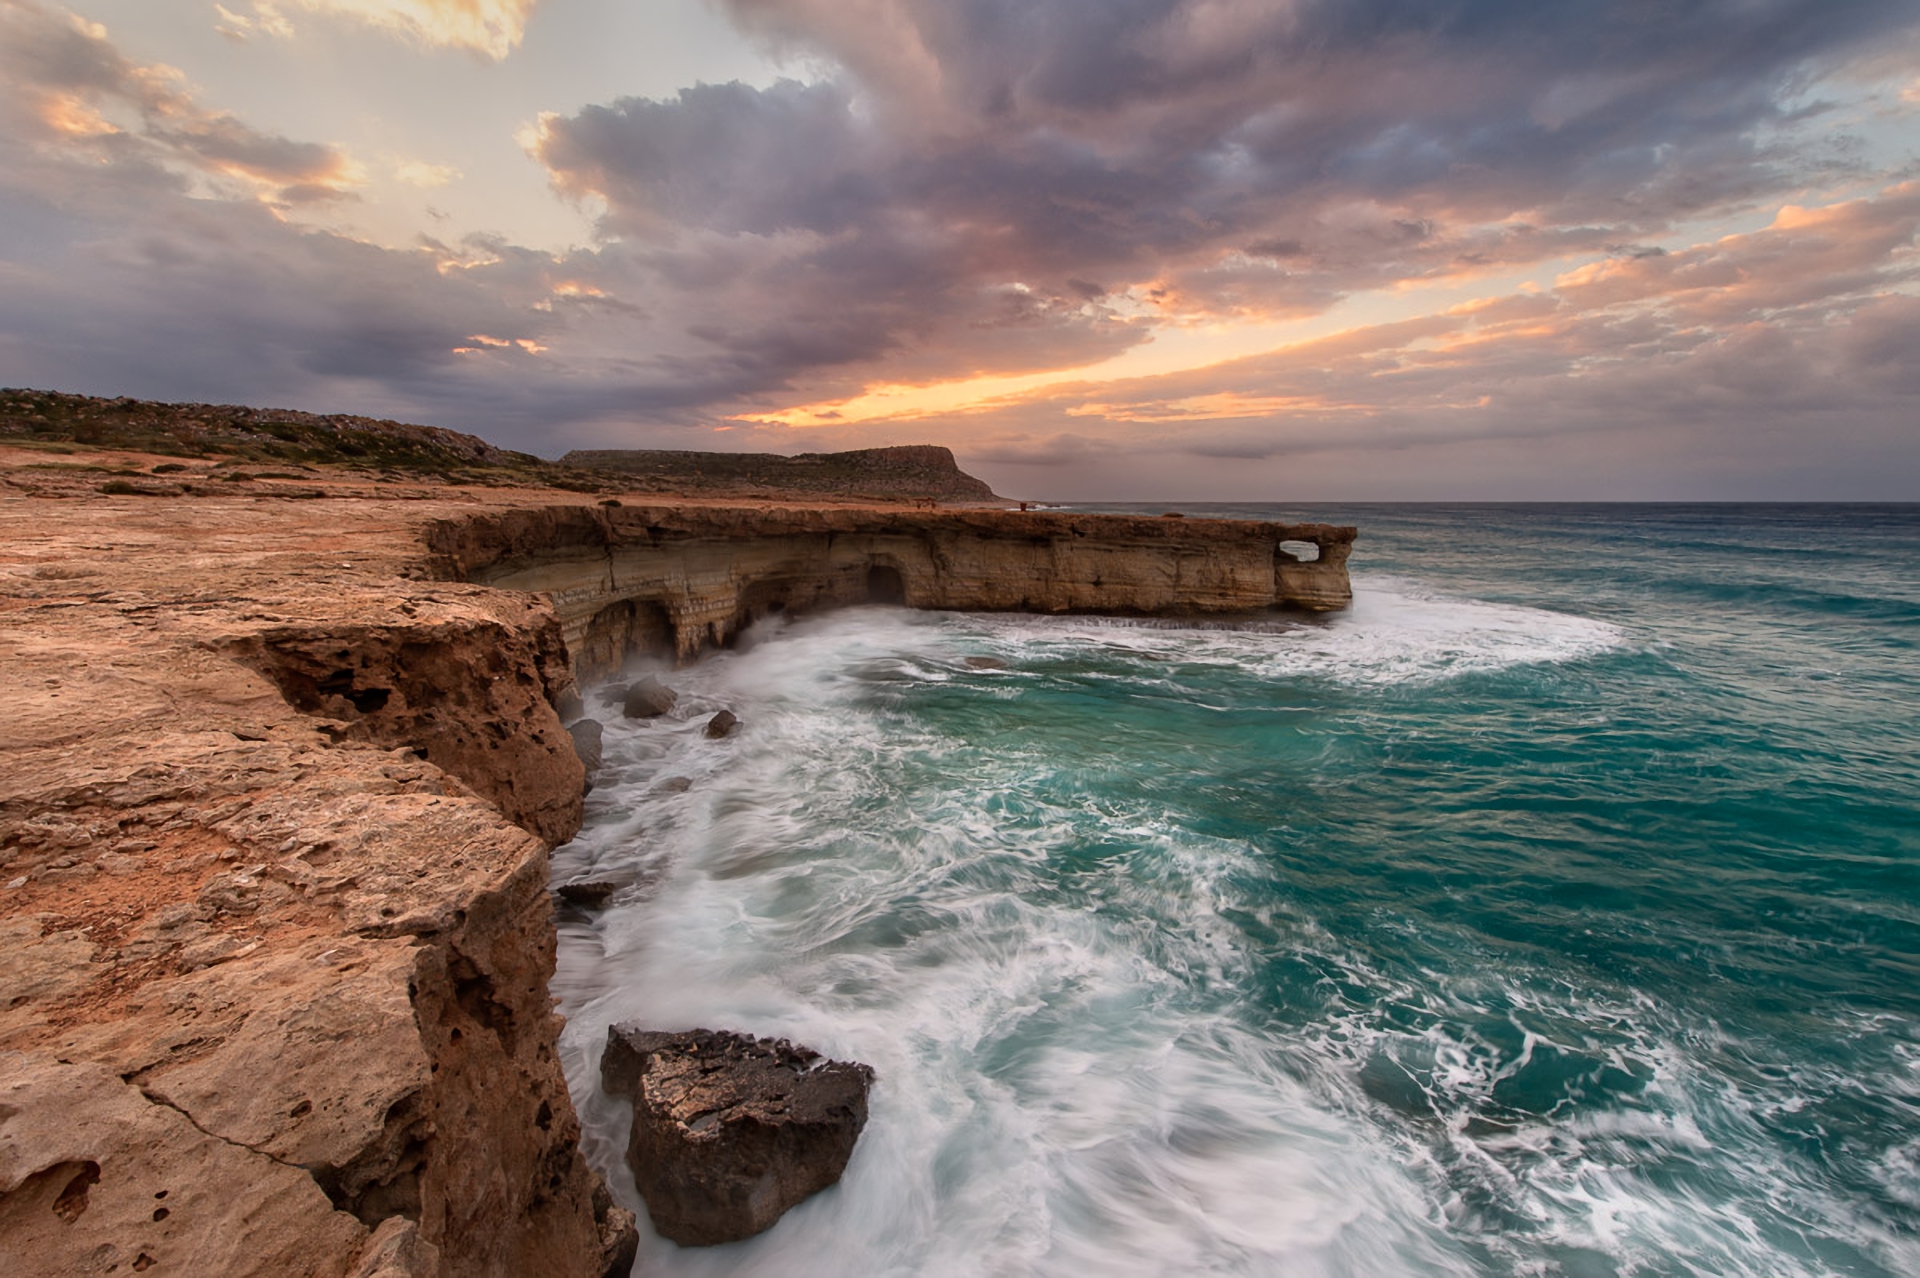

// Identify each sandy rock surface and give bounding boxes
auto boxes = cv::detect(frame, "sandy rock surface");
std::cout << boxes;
[0,449,635,1277]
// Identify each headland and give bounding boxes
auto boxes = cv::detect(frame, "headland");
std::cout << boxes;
[0,393,1352,1276]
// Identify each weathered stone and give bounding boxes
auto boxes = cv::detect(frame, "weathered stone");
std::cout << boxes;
[599,1026,874,1246]
[553,682,586,724]
[704,709,739,739]
[555,879,622,908]
[621,677,677,719]
[430,505,1356,681]
[568,718,604,793]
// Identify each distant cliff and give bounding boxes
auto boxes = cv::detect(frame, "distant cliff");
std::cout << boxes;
[561,445,1000,502]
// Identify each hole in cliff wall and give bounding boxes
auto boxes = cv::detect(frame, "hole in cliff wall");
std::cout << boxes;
[581,598,673,682]
[866,565,906,604]
[1279,540,1321,563]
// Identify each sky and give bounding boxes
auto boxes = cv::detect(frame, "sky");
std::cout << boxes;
[1,0,1917,499]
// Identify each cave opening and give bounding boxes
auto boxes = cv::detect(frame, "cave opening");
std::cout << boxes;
[865,565,906,604]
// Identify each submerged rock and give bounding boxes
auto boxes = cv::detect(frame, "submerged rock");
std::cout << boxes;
[963,656,1006,670]
[651,776,693,795]
[704,709,739,739]
[621,677,677,719]
[600,1026,874,1246]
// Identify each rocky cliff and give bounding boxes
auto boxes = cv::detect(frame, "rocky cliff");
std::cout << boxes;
[0,462,634,1277]
[0,445,1353,1275]
[427,504,1355,681]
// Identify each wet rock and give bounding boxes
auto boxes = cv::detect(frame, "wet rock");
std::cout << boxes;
[555,879,622,909]
[652,776,693,795]
[568,719,604,793]
[599,1026,874,1246]
[704,709,739,740]
[553,682,586,724]
[621,676,677,719]
[963,656,1006,670]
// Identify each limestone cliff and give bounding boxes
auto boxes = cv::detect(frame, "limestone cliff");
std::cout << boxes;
[0,445,1354,1276]
[427,504,1356,681]
[0,465,633,1278]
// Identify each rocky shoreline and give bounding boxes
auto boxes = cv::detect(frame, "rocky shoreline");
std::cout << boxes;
[0,445,1352,1275]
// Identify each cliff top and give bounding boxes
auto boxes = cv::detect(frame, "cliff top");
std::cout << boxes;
[0,388,1000,503]
[561,444,1000,502]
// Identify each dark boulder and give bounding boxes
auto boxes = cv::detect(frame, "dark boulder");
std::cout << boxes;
[600,1026,874,1246]
[568,718,604,792]
[704,710,739,739]
[555,878,622,908]
[554,682,586,723]
[622,676,677,719]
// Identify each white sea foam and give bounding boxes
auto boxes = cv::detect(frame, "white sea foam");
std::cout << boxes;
[548,603,1886,1277]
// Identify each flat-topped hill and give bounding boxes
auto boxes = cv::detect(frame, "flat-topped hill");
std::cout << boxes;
[561,444,1000,502]
[0,389,1001,502]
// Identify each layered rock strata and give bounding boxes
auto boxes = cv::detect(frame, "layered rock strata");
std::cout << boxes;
[428,505,1356,682]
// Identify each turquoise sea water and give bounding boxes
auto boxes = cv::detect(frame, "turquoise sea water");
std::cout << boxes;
[551,504,1920,1277]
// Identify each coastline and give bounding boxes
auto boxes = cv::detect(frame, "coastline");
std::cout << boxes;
[0,444,1352,1275]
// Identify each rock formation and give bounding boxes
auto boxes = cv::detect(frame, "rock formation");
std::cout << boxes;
[0,432,1354,1276]
[428,504,1356,682]
[599,1026,874,1247]
[0,463,634,1277]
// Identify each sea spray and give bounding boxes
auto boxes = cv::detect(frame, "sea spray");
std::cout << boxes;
[552,505,1920,1277]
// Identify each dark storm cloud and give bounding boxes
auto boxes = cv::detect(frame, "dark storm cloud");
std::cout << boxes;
[529,0,1920,410]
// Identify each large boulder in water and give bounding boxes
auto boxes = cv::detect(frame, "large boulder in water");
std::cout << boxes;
[600,1026,873,1246]
[567,718,604,792]
[621,676,677,719]
[703,709,739,739]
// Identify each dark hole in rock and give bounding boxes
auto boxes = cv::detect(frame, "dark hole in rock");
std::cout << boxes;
[152,1207,170,1222]
[290,1100,312,1118]
[536,1100,553,1131]
[52,1161,100,1222]
[865,565,905,604]
[134,1254,155,1271]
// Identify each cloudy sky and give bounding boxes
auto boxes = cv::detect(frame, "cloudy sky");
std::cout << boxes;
[2,0,1917,498]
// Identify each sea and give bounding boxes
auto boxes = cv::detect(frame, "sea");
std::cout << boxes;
[547,503,1920,1278]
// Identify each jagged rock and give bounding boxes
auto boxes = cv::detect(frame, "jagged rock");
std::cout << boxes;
[622,677,677,719]
[568,719,604,793]
[704,710,739,740]
[555,879,622,908]
[599,1026,874,1247]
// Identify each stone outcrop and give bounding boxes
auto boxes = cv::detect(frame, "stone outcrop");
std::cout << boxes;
[1,437,1355,1276]
[0,460,633,1278]
[428,505,1356,682]
[620,676,677,720]
[599,1026,874,1247]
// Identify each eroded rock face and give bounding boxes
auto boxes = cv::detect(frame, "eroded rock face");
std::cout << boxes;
[600,1026,874,1247]
[0,462,634,1278]
[429,505,1357,682]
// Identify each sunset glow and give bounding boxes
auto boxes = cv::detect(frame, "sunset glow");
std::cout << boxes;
[1,0,1915,497]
